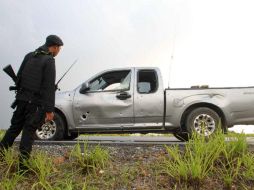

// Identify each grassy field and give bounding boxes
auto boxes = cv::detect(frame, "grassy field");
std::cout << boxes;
[0,130,254,189]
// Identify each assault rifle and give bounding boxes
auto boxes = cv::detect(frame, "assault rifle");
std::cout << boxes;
[3,65,19,91]
[3,59,77,108]
[3,65,19,108]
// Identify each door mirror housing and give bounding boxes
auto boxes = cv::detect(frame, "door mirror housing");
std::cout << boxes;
[79,82,90,94]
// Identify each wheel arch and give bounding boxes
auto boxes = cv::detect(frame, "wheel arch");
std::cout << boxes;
[180,103,227,131]
[54,107,69,135]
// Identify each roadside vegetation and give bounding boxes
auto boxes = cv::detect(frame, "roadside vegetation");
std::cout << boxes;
[0,129,254,189]
[0,130,5,140]
[161,129,254,189]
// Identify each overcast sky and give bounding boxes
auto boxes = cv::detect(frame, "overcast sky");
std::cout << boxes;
[1,0,254,132]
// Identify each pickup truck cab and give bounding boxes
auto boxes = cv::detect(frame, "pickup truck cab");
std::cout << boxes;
[36,67,254,141]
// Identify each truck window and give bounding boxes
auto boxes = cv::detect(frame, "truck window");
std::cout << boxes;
[89,70,131,91]
[137,70,158,93]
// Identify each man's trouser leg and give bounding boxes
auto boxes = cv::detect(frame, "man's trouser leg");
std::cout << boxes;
[0,101,26,152]
[19,103,45,162]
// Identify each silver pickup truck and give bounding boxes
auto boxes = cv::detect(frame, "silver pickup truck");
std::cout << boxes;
[36,67,254,141]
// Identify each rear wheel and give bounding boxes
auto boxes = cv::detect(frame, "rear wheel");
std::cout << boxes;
[185,107,222,138]
[35,112,65,140]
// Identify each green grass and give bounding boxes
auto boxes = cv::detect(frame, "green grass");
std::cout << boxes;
[70,141,110,174]
[0,174,25,190]
[0,144,110,189]
[162,130,225,187]
[0,129,254,189]
[161,128,254,189]
[0,130,5,141]
[242,153,254,180]
[26,151,55,189]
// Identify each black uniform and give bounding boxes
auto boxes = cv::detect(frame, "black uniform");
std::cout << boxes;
[0,45,56,162]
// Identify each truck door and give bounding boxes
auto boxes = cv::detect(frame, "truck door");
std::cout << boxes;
[133,69,164,128]
[72,69,134,129]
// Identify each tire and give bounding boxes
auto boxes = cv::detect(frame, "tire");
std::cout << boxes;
[35,112,65,140]
[173,132,189,141]
[185,107,222,138]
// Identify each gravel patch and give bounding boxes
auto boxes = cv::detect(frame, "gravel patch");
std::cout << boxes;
[31,144,168,160]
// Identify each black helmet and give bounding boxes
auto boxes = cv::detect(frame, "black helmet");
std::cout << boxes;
[45,35,64,47]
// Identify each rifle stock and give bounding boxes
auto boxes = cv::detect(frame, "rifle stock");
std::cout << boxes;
[3,65,19,109]
[3,65,18,83]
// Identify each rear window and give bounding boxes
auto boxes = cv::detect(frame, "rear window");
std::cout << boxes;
[137,70,158,93]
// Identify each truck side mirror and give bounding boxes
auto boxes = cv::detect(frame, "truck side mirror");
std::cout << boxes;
[79,82,90,94]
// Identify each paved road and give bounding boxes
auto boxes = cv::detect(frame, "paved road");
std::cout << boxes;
[19,135,254,147]
[30,136,183,146]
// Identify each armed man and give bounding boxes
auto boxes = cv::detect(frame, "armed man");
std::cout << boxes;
[0,35,63,171]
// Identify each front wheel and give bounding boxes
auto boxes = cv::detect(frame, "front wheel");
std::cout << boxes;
[35,112,65,140]
[185,107,223,138]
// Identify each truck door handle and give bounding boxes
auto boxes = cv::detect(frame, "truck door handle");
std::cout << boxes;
[116,92,131,100]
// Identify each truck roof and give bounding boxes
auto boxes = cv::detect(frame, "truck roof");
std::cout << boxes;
[103,67,160,71]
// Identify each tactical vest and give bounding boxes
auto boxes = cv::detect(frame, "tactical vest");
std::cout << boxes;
[20,51,52,94]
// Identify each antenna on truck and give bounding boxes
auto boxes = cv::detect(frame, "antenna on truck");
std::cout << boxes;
[168,9,179,89]
[55,59,78,91]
